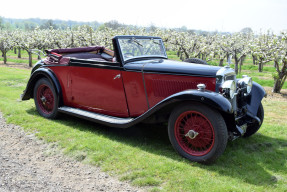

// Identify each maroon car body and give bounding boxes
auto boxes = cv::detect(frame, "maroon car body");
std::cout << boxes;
[21,36,266,164]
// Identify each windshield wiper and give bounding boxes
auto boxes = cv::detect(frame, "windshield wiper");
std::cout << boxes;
[130,37,143,47]
[151,38,160,45]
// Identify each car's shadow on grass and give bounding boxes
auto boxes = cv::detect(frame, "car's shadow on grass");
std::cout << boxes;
[27,108,287,186]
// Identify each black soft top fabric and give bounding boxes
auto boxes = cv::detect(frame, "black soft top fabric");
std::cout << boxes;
[46,46,105,54]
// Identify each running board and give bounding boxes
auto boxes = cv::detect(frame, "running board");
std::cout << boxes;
[58,106,134,128]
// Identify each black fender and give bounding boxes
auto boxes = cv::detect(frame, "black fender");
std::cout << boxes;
[21,67,63,106]
[246,82,266,116]
[124,89,233,128]
[149,89,233,114]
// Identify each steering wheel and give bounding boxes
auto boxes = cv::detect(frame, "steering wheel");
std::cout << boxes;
[124,52,134,58]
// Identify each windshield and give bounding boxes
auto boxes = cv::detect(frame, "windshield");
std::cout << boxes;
[118,37,167,62]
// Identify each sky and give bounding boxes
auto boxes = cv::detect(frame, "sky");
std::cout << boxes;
[1,0,286,33]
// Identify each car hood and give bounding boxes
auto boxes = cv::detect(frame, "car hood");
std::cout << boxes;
[124,59,221,77]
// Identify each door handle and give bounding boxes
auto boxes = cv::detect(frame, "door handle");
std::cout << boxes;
[113,74,121,80]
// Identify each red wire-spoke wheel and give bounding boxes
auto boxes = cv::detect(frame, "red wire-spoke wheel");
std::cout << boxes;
[174,111,215,156]
[34,78,59,119]
[37,84,54,114]
[168,103,228,164]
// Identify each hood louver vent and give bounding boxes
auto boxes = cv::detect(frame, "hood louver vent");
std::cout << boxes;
[152,79,210,97]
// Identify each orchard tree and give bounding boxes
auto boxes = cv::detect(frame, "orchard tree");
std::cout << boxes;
[32,27,52,59]
[93,27,115,48]
[17,30,39,67]
[0,30,15,64]
[198,35,216,62]
[272,31,287,93]
[220,33,250,74]
[13,29,26,58]
[214,37,228,66]
[49,28,78,48]
[73,26,95,47]
[252,33,274,72]
[167,31,202,60]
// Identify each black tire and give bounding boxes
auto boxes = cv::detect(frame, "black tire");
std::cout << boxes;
[243,103,264,137]
[168,103,228,164]
[33,78,59,119]
[184,58,208,65]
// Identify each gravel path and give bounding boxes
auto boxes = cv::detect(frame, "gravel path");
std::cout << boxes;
[0,112,144,192]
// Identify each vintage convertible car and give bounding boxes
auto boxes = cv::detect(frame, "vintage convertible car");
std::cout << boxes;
[21,36,266,164]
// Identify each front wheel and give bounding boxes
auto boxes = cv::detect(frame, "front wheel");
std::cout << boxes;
[168,103,228,164]
[33,78,59,119]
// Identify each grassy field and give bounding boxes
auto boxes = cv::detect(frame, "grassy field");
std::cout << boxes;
[0,52,287,191]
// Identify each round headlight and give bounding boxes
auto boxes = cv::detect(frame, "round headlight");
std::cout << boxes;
[246,78,252,94]
[239,76,253,94]
[222,80,236,99]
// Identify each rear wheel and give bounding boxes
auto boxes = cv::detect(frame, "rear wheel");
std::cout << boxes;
[243,103,264,137]
[168,103,228,164]
[34,78,59,119]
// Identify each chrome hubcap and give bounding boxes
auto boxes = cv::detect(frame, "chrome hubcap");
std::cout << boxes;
[41,96,46,103]
[185,130,199,139]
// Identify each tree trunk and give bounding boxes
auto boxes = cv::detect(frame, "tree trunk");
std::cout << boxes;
[234,55,239,74]
[272,74,286,93]
[252,55,256,65]
[18,48,21,58]
[3,52,7,64]
[273,61,287,93]
[202,54,206,61]
[240,55,246,66]
[226,53,230,62]
[273,78,282,93]
[219,59,224,66]
[239,55,246,74]
[28,52,33,67]
[14,48,17,54]
[258,61,263,72]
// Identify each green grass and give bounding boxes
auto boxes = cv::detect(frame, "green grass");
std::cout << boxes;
[166,51,181,61]
[0,66,287,191]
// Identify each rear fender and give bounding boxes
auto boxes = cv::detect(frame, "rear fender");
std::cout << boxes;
[21,67,63,105]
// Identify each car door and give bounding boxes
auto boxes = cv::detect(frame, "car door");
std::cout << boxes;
[68,63,129,118]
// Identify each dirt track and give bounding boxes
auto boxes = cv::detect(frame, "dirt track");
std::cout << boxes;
[0,112,144,192]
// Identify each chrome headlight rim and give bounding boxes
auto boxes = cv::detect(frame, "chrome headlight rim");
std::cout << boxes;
[239,76,253,95]
[222,80,236,99]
